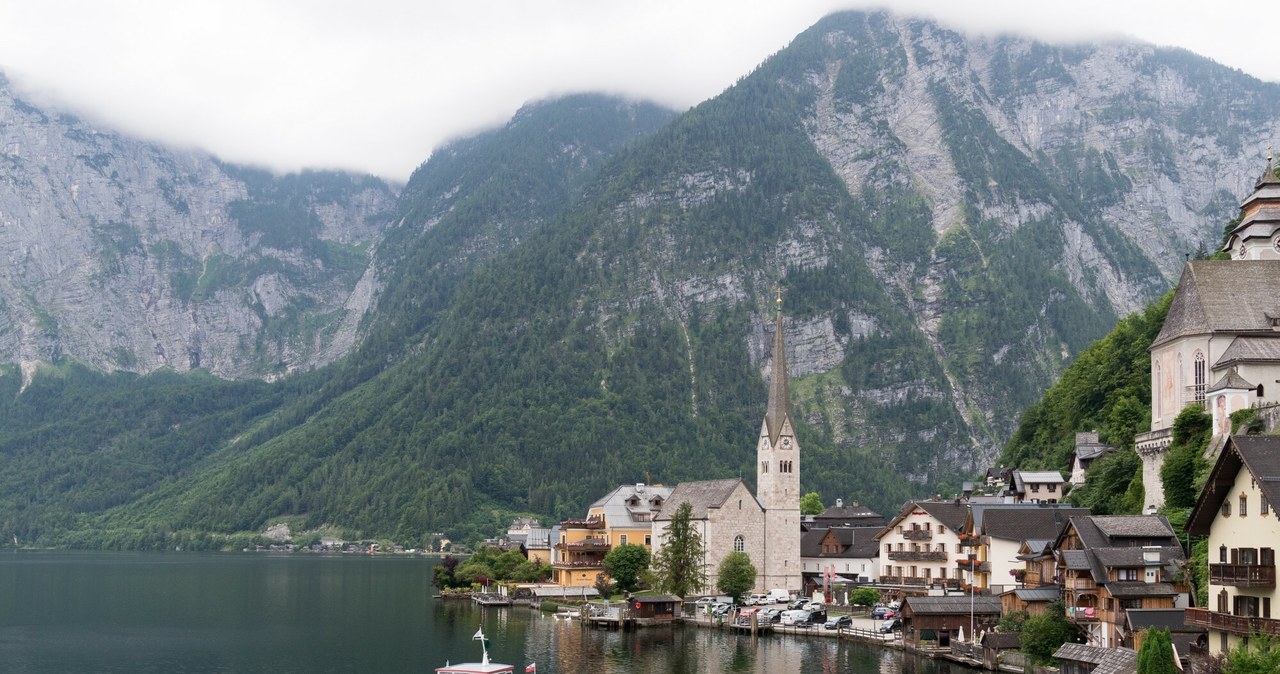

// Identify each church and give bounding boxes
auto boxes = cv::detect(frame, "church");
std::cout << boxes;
[652,292,802,593]
[1137,155,1280,510]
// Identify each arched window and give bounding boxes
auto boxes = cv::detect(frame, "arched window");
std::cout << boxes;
[1154,361,1162,415]
[734,535,745,552]
[1194,351,1206,402]
[1220,545,1228,563]
[761,461,768,473]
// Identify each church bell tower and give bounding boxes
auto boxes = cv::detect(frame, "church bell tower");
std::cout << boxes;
[757,289,801,591]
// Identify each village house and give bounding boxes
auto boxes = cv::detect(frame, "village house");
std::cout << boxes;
[548,482,674,588]
[804,499,886,529]
[899,595,1001,646]
[1001,539,1061,617]
[1185,434,1280,657]
[800,525,880,597]
[1069,432,1116,486]
[1137,158,1280,510]
[964,503,1088,595]
[1000,471,1066,503]
[1056,515,1190,648]
[875,499,967,592]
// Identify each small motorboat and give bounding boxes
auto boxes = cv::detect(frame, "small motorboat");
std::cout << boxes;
[436,627,516,673]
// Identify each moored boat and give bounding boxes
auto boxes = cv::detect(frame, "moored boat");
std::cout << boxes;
[436,627,516,674]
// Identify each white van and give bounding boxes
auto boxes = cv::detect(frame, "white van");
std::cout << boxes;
[746,593,769,605]
[767,589,790,604]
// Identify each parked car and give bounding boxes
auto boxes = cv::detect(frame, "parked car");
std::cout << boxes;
[712,603,733,617]
[803,601,824,612]
[767,589,791,604]
[806,608,827,624]
[823,615,852,630]
[761,608,782,624]
[879,617,901,633]
[780,609,809,626]
[734,607,761,626]
[871,606,895,620]
[746,593,769,606]
[694,597,717,607]
[787,598,808,611]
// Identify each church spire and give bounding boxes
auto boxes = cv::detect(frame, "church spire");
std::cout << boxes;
[764,288,791,444]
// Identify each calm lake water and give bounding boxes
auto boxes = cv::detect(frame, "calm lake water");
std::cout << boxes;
[0,551,981,673]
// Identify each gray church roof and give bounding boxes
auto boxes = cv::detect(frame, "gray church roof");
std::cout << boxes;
[1214,336,1280,369]
[1206,367,1255,393]
[1150,260,1280,349]
[654,479,755,521]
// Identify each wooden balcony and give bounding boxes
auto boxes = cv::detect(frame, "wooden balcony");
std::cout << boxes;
[1064,577,1097,591]
[903,529,933,541]
[555,537,610,552]
[1185,607,1280,638]
[888,550,947,562]
[1210,563,1276,588]
[879,575,930,586]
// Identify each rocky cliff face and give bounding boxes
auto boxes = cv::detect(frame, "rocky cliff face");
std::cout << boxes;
[0,74,396,379]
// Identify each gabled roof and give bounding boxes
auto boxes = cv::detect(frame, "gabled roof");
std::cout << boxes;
[979,506,1089,542]
[1105,581,1178,598]
[801,526,883,559]
[903,595,1001,615]
[654,479,754,521]
[1207,367,1255,394]
[1053,644,1137,674]
[1213,336,1280,369]
[1005,586,1062,602]
[1088,515,1177,541]
[811,503,886,528]
[876,500,968,540]
[1189,435,1280,535]
[589,483,675,526]
[1150,260,1280,349]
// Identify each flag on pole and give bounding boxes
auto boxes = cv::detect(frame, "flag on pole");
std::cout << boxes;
[525,663,536,673]
[472,628,485,641]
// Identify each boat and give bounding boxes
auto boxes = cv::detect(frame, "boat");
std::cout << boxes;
[436,627,516,674]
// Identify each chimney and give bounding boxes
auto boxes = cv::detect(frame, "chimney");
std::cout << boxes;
[836,498,844,508]
[635,483,645,493]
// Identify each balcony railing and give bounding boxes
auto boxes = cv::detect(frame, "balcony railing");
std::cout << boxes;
[903,529,933,541]
[1210,563,1276,588]
[552,559,604,569]
[888,550,948,561]
[879,575,930,586]
[958,537,981,547]
[555,538,610,552]
[1185,607,1280,638]
[1064,577,1097,591]
[1066,606,1101,622]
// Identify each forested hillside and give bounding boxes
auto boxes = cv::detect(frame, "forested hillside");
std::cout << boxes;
[4,10,1280,549]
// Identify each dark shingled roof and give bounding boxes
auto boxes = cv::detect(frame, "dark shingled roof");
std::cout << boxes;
[903,595,1001,615]
[1054,644,1138,674]
[654,479,752,520]
[1006,586,1062,603]
[1190,435,1280,535]
[980,506,1089,542]
[876,500,968,540]
[801,527,883,559]
[633,594,681,603]
[1125,608,1199,632]
[1105,581,1179,598]
[981,632,1022,649]
[1088,515,1177,541]
[1213,336,1280,369]
[1150,260,1280,349]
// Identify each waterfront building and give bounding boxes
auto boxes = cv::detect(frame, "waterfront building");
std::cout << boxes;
[963,503,1087,594]
[874,499,967,591]
[1185,434,1280,657]
[549,482,673,588]
[1055,515,1190,648]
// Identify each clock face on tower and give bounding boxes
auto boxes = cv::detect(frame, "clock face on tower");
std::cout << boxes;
[782,438,791,448]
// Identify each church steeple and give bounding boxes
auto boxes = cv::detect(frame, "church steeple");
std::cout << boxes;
[1224,148,1280,260]
[764,288,791,445]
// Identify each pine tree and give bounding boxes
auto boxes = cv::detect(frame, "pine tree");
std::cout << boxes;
[650,501,707,598]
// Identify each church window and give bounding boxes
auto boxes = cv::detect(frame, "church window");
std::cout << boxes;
[734,535,745,552]
[761,461,768,473]
[738,499,742,510]
[1194,351,1206,402]
[1154,362,1162,413]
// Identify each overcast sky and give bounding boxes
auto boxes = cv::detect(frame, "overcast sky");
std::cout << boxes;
[0,1,1275,182]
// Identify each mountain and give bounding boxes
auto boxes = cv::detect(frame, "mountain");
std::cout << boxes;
[5,10,1280,548]
[0,72,397,379]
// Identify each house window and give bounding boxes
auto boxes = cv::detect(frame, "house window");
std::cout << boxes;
[1117,568,1138,581]
[1194,351,1206,402]
[938,543,947,553]
[620,535,628,546]
[734,535,745,552]
[885,544,890,553]
[1264,497,1270,516]
[1220,545,1228,563]
[1048,483,1057,492]
[1241,494,1248,517]
[1223,499,1232,517]
[937,525,944,534]
[1219,589,1229,613]
[940,568,947,579]
[644,535,651,547]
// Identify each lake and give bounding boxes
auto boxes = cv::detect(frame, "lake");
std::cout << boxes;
[0,551,982,673]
